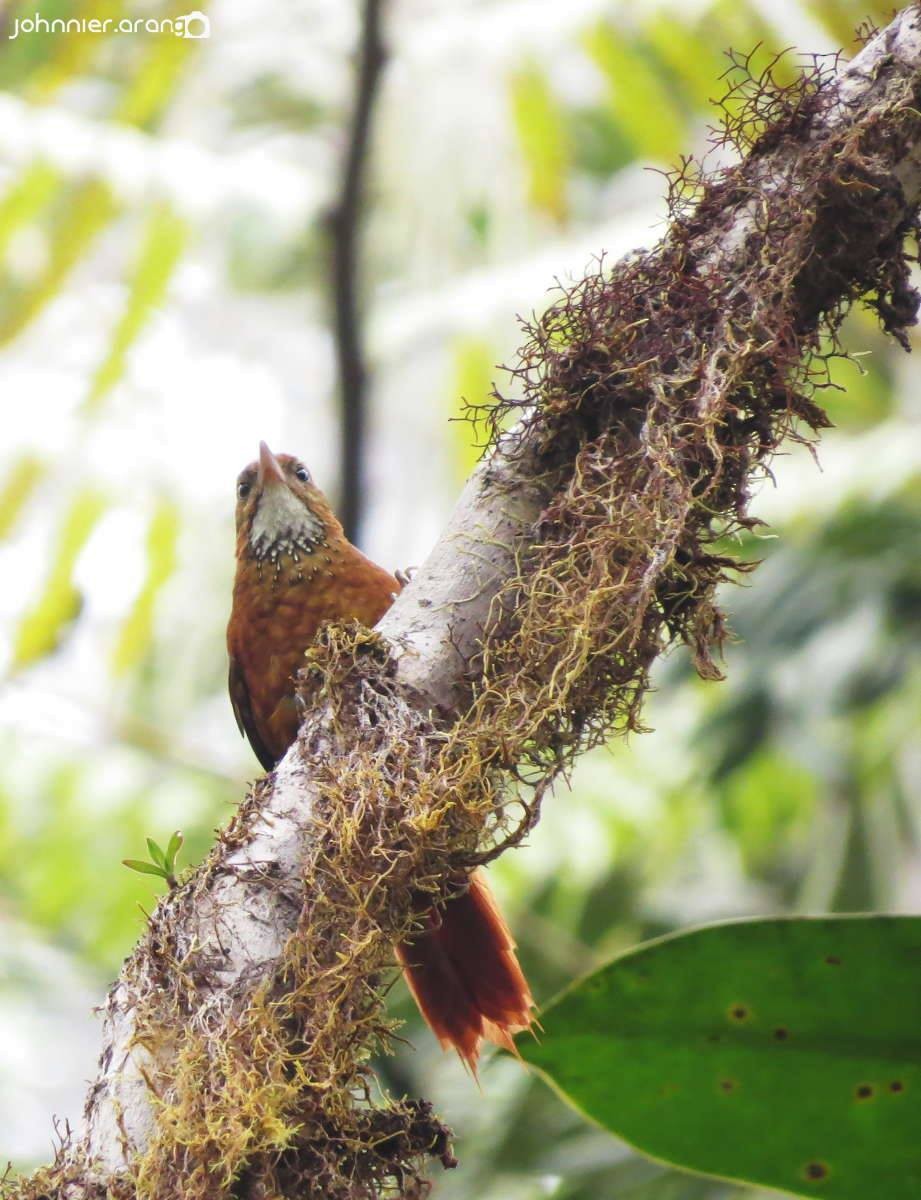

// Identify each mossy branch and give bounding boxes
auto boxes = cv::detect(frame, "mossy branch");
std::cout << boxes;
[10,8,921,1199]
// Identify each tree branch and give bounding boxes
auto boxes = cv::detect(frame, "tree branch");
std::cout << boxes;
[10,8,921,1199]
[329,0,387,543]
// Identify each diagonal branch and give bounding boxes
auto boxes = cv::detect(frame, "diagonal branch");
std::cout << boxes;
[9,7,921,1199]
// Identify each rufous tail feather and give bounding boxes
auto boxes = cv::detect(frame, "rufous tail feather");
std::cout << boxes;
[396,870,534,1075]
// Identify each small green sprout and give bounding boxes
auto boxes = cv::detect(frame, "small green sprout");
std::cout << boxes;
[123,829,184,889]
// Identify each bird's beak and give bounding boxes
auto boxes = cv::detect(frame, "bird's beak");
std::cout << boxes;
[257,441,287,489]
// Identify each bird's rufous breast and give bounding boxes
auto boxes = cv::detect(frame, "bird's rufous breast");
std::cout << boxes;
[228,539,399,763]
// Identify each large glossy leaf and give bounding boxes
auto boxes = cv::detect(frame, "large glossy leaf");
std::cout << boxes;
[520,916,921,1199]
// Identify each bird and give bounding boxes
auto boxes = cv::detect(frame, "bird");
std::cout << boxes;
[227,441,533,1072]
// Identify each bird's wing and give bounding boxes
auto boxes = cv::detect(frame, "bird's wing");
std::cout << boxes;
[228,656,277,771]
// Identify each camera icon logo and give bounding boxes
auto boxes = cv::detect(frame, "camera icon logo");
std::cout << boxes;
[177,10,210,38]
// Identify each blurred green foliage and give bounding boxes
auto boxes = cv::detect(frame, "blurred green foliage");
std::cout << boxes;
[448,335,498,482]
[0,162,58,261]
[0,748,223,965]
[510,64,570,222]
[0,455,46,540]
[110,498,180,675]
[13,488,107,667]
[0,0,918,1195]
[86,205,188,412]
[584,22,687,164]
[0,178,119,343]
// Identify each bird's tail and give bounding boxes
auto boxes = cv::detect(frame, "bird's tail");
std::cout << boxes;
[395,870,534,1074]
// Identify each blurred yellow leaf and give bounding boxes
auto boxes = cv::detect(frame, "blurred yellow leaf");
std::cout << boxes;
[25,0,127,101]
[509,63,569,222]
[0,454,46,540]
[807,0,888,50]
[449,336,496,484]
[0,160,59,263]
[111,498,180,676]
[642,15,726,110]
[0,0,71,92]
[583,23,686,164]
[0,179,118,344]
[12,487,107,668]
[699,0,781,58]
[86,204,188,412]
[0,4,203,344]
[114,2,207,130]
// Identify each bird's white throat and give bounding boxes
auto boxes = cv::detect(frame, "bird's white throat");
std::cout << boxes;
[250,486,325,561]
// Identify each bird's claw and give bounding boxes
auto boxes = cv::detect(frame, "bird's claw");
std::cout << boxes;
[395,566,417,588]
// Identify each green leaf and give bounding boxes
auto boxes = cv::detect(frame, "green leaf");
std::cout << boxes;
[520,916,921,1199]
[509,63,570,222]
[122,858,167,879]
[12,487,107,667]
[86,205,187,413]
[166,829,184,868]
[145,837,167,870]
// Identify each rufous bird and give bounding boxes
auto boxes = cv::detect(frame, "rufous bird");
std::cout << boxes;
[226,441,533,1071]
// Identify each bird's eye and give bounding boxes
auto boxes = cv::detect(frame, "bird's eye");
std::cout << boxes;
[294,466,310,483]
[237,481,251,499]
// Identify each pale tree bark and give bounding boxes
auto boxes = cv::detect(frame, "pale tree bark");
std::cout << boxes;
[10,7,921,1199]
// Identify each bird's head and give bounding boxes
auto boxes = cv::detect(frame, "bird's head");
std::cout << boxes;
[235,441,339,563]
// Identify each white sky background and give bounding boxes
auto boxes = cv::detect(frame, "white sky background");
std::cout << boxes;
[1,0,919,1165]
